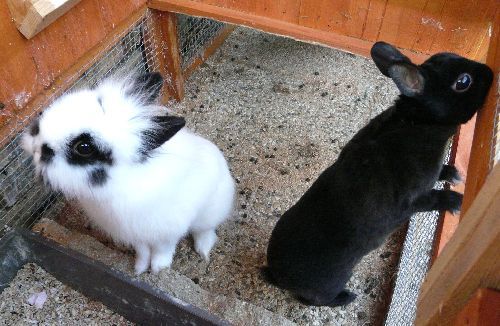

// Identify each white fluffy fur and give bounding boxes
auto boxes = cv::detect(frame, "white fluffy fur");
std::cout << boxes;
[22,76,235,274]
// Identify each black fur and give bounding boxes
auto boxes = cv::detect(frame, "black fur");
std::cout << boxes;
[89,168,108,186]
[264,42,493,307]
[127,72,164,104]
[139,115,186,160]
[30,119,40,136]
[66,133,113,166]
[439,164,461,184]
[40,144,54,163]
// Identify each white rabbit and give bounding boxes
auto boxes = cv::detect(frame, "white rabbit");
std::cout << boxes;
[22,73,235,274]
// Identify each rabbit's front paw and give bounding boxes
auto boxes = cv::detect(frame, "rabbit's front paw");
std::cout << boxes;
[151,254,173,274]
[134,244,151,275]
[193,229,217,260]
[134,257,150,275]
[150,242,176,274]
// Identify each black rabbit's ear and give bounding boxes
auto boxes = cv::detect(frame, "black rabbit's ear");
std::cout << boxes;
[388,63,425,97]
[371,42,412,76]
[140,116,186,157]
[128,72,164,104]
[371,42,424,97]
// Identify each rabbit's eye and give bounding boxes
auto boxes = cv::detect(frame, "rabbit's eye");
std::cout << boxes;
[452,73,473,92]
[73,141,95,157]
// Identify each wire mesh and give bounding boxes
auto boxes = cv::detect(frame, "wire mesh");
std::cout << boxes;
[491,78,499,167]
[177,14,226,69]
[0,11,161,240]
[385,143,453,326]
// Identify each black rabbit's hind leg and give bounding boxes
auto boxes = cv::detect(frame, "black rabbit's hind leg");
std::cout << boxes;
[439,165,462,185]
[328,290,357,307]
[297,290,356,307]
[412,189,463,214]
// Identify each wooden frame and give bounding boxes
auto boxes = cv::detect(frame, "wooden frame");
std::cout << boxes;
[148,0,497,63]
[146,3,500,324]
[415,164,500,325]
[454,288,500,326]
[462,8,500,214]
[148,10,185,102]
[417,8,499,324]
[1,0,498,323]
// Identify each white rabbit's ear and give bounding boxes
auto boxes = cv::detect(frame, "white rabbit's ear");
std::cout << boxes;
[371,42,424,97]
[127,72,164,104]
[140,115,186,157]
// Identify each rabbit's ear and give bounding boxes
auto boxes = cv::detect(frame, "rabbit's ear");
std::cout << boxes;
[128,72,164,104]
[371,42,424,97]
[388,63,425,97]
[371,42,412,76]
[141,116,186,156]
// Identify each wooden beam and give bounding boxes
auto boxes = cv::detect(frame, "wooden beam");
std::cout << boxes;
[148,10,184,101]
[462,8,500,213]
[147,0,430,63]
[453,288,500,326]
[431,115,477,260]
[7,0,83,39]
[415,164,500,326]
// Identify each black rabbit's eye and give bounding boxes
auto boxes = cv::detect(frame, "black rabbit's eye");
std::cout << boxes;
[452,73,473,92]
[73,141,94,157]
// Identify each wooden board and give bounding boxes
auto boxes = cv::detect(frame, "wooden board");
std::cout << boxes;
[454,288,500,326]
[149,0,496,62]
[148,0,429,63]
[148,10,185,101]
[431,116,476,260]
[462,7,500,213]
[415,164,500,326]
[7,0,83,39]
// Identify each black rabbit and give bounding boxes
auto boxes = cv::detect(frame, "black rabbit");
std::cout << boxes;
[263,42,493,307]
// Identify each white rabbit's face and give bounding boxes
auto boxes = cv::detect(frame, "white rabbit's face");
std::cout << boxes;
[21,73,185,198]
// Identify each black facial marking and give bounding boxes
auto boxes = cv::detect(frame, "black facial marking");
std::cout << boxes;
[40,144,55,163]
[138,116,186,160]
[66,133,113,166]
[97,96,103,106]
[89,168,108,186]
[30,120,40,136]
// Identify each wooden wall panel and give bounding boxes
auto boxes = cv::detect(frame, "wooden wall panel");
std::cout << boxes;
[361,0,388,41]
[410,0,446,54]
[377,0,428,50]
[150,0,496,65]
[0,0,146,133]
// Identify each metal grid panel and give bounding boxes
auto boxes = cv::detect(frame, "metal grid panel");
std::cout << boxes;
[384,211,440,325]
[0,11,160,239]
[177,14,225,69]
[492,79,499,166]
[385,144,452,326]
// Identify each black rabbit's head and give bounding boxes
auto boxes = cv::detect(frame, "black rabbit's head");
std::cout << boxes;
[371,42,494,125]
